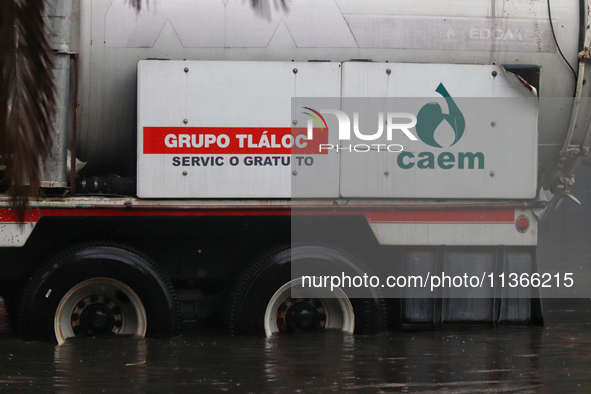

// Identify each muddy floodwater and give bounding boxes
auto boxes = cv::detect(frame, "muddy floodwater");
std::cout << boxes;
[0,299,588,393]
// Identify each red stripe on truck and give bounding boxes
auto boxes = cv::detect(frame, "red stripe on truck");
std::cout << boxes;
[0,208,514,224]
[143,127,328,155]
[365,210,514,224]
[0,208,293,223]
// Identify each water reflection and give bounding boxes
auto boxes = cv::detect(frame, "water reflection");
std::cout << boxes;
[53,337,148,393]
[0,300,589,392]
[263,332,356,390]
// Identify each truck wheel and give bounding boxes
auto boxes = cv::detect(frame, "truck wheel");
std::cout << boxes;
[18,244,180,344]
[226,244,387,337]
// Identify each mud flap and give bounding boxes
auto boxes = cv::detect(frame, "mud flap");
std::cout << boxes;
[399,247,543,328]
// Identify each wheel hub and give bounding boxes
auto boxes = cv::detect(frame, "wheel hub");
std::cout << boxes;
[80,304,114,333]
[71,295,123,337]
[276,298,326,333]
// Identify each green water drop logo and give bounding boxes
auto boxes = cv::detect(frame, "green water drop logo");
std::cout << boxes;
[416,83,465,148]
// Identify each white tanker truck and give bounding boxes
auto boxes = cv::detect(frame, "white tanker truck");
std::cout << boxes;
[1,0,591,343]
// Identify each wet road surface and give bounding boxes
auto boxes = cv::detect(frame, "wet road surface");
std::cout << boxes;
[0,299,589,393]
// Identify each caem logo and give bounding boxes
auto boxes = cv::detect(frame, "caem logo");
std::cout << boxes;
[416,83,465,148]
[398,83,484,170]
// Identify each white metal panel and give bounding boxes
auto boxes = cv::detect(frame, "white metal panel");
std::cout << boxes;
[339,62,538,199]
[0,224,36,247]
[137,61,341,198]
[290,96,342,198]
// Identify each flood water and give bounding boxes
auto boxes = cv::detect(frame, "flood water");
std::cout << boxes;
[0,299,589,393]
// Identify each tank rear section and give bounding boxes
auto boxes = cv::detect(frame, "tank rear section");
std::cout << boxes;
[73,0,589,193]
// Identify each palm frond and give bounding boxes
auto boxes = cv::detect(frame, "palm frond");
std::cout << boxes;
[0,0,55,221]
[0,0,287,222]
[126,0,146,12]
[126,0,288,17]
[250,0,289,20]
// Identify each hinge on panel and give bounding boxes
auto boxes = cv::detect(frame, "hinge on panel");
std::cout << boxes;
[579,47,591,60]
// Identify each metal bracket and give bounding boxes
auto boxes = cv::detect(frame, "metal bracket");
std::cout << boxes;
[578,47,591,60]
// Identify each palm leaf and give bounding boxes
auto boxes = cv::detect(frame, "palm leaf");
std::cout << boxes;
[0,0,287,222]
[126,0,288,15]
[0,0,55,221]
[126,0,144,11]
[250,0,289,20]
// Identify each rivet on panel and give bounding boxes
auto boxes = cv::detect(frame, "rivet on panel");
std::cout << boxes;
[183,119,188,124]
[293,68,298,74]
[184,67,189,73]
[386,69,391,75]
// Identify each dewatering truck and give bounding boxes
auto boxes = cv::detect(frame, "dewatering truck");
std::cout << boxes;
[1,0,591,343]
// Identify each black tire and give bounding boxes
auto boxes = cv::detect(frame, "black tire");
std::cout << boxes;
[226,244,387,336]
[18,243,181,343]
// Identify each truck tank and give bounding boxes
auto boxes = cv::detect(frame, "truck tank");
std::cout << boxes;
[4,0,591,343]
[72,0,590,195]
